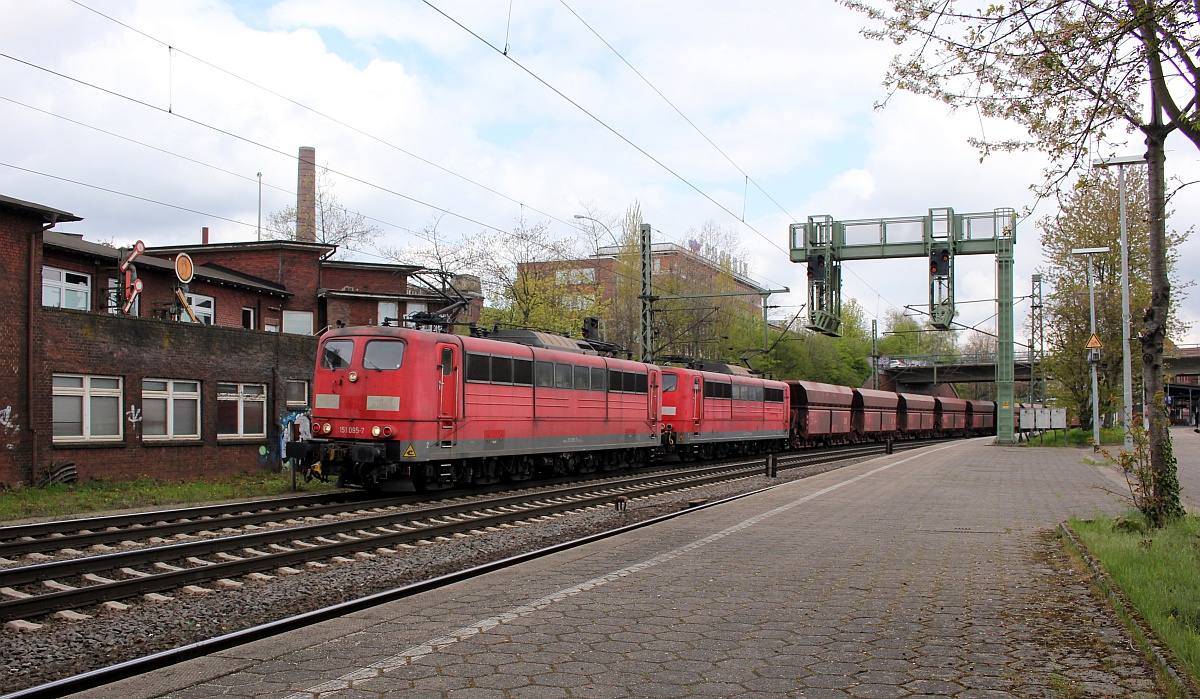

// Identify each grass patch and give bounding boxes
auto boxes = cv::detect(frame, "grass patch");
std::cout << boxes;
[1021,426,1126,447]
[1071,512,1200,684]
[0,471,343,523]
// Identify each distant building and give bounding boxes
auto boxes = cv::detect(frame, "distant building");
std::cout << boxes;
[0,194,481,487]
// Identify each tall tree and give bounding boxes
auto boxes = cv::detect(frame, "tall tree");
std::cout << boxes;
[1039,168,1189,427]
[265,166,382,256]
[844,0,1200,524]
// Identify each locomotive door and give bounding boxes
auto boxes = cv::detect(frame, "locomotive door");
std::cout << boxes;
[437,344,459,444]
[648,369,660,420]
[692,378,702,432]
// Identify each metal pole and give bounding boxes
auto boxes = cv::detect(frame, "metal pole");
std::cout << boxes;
[257,172,263,242]
[762,293,769,350]
[639,223,653,364]
[871,319,878,390]
[1117,163,1134,451]
[1088,255,1101,450]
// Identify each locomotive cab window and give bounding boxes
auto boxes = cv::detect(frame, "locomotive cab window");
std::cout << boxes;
[662,373,678,392]
[363,340,404,370]
[321,340,355,370]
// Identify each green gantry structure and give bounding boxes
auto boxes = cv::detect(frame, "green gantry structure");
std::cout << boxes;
[789,207,1017,445]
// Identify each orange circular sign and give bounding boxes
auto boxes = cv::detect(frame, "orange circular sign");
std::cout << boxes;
[174,253,195,284]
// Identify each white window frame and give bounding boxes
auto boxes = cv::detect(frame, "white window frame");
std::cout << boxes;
[241,307,256,330]
[377,301,399,326]
[285,380,309,408]
[141,379,201,441]
[182,292,215,325]
[217,383,267,438]
[282,310,314,335]
[52,374,123,443]
[43,267,91,311]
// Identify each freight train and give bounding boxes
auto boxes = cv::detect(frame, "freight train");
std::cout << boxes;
[289,325,995,492]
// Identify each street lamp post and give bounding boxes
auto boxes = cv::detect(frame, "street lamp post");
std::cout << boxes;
[1096,154,1146,451]
[1072,246,1110,451]
[573,214,620,248]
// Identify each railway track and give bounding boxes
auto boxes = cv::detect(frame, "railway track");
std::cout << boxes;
[0,456,778,561]
[1,438,955,699]
[0,443,907,626]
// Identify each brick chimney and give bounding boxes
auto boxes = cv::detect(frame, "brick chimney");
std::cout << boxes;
[296,146,317,243]
[202,226,209,245]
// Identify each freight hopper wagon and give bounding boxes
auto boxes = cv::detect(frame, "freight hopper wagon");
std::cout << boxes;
[301,326,660,492]
[898,393,936,438]
[786,381,855,447]
[852,388,900,442]
[658,364,790,459]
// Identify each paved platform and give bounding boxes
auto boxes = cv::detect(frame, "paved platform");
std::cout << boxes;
[71,437,1181,699]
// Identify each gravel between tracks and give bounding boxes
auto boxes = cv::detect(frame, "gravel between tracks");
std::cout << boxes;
[0,453,1156,695]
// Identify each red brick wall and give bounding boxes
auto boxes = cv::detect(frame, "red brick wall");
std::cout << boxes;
[321,267,408,295]
[33,309,318,484]
[0,210,40,485]
[175,249,323,315]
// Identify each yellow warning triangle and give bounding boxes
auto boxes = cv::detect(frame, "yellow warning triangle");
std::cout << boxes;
[1085,333,1103,349]
[402,444,417,458]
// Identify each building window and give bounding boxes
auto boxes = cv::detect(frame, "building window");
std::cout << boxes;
[406,302,427,318]
[242,307,255,330]
[286,380,309,408]
[217,383,267,438]
[378,301,398,326]
[264,323,279,332]
[555,268,595,285]
[43,267,91,311]
[52,374,122,442]
[182,293,215,325]
[142,380,200,440]
[282,310,314,335]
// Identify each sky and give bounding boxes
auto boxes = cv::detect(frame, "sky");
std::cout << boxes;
[2,0,1197,347]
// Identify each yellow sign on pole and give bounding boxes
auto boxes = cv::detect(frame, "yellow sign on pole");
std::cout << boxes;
[1085,334,1103,349]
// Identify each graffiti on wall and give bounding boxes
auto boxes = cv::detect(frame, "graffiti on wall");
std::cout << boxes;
[0,405,19,450]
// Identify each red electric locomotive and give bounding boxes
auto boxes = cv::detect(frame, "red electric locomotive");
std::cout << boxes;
[303,326,660,492]
[658,363,790,459]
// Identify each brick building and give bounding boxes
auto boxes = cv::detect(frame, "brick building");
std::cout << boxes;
[0,194,481,487]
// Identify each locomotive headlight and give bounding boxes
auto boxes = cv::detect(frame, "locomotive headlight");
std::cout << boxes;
[382,426,393,437]
[371,425,382,437]
[348,371,358,382]
[322,422,332,434]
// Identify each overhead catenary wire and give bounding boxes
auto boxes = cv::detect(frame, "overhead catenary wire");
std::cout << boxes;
[557,0,798,223]
[420,0,791,259]
[34,3,915,323]
[64,0,596,240]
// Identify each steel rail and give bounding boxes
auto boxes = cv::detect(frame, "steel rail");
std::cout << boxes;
[0,464,814,699]
[0,438,951,699]
[0,491,371,541]
[0,456,775,557]
[0,463,774,620]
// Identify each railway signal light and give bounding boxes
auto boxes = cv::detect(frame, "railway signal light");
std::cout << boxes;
[806,253,826,281]
[582,316,600,339]
[930,248,951,277]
